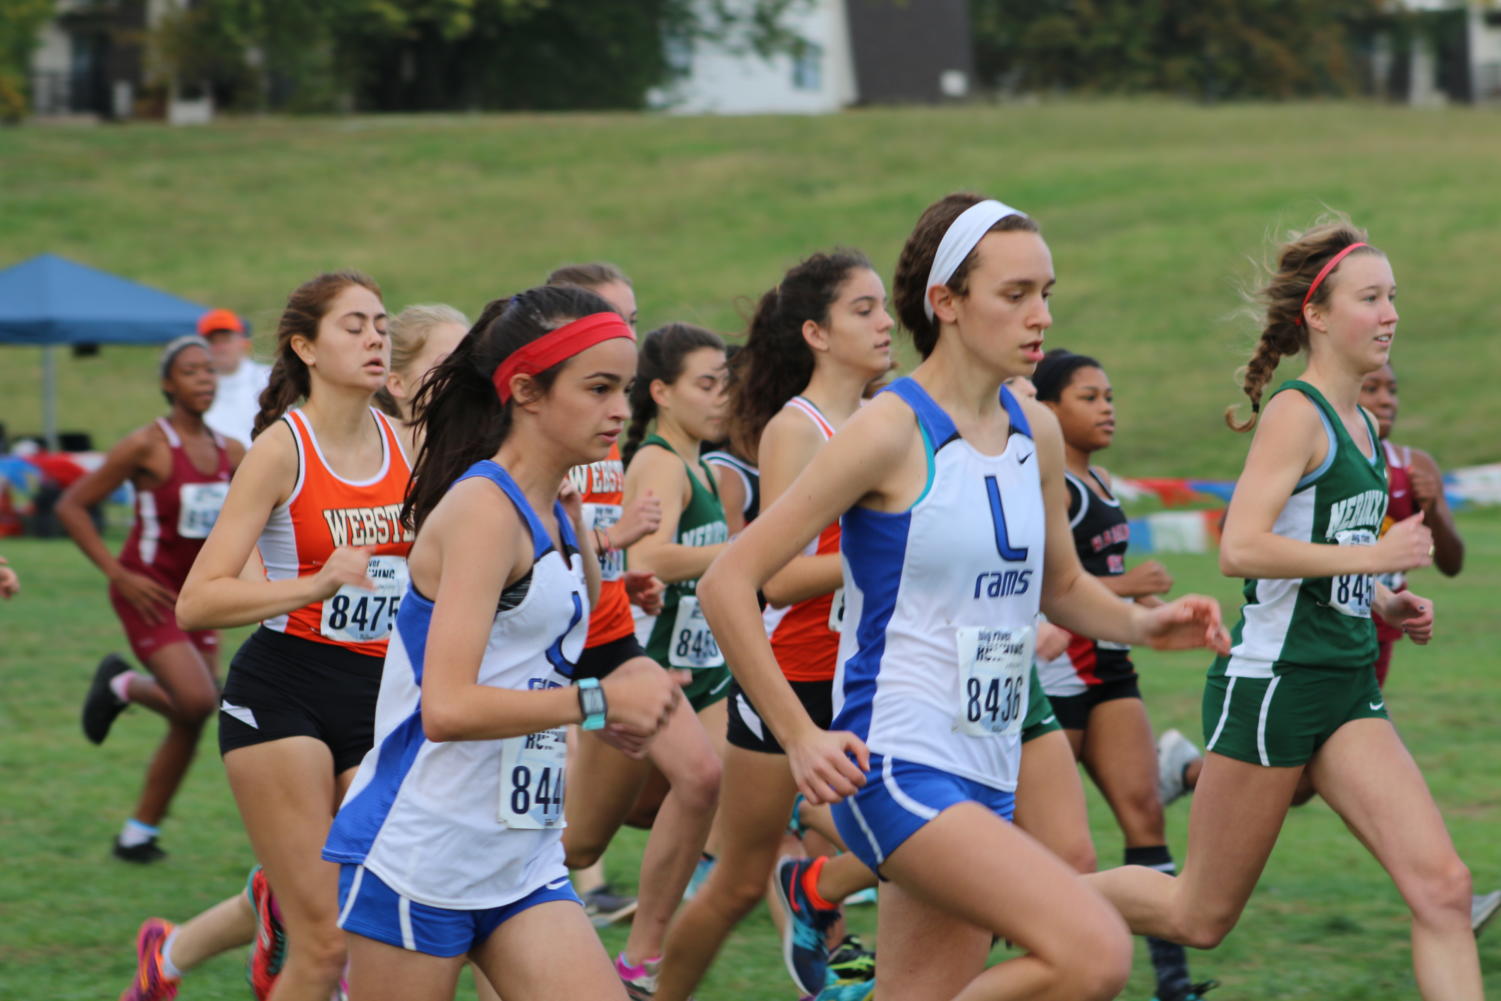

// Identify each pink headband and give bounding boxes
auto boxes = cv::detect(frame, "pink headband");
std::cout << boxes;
[1296,242,1369,327]
[492,312,636,403]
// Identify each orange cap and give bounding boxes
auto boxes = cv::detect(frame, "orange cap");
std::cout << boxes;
[197,308,245,336]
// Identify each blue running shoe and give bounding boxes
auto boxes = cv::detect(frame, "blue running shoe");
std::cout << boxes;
[773,856,841,995]
[814,977,875,1001]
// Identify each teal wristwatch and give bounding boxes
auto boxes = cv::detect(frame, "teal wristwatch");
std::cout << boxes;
[577,677,607,731]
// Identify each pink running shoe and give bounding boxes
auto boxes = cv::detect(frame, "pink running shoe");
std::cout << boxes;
[118,918,179,1001]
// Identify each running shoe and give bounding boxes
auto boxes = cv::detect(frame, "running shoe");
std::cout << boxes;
[1154,978,1220,1001]
[614,952,660,1000]
[814,977,876,1001]
[119,918,179,1001]
[1472,889,1501,937]
[581,884,639,927]
[247,865,286,1001]
[773,857,842,996]
[682,853,715,901]
[826,933,875,983]
[113,836,166,864]
[84,653,132,744]
[843,886,878,906]
[1157,729,1202,806]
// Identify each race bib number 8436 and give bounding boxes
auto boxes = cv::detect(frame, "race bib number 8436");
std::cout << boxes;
[955,625,1033,738]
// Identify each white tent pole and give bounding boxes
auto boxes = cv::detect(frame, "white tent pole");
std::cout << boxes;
[43,345,59,452]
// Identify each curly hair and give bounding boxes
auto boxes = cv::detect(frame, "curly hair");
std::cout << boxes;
[726,249,872,462]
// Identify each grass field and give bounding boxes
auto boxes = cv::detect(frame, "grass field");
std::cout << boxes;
[4,101,1501,477]
[3,504,1501,999]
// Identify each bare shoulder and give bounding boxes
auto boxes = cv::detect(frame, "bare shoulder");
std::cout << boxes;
[234,420,299,495]
[841,392,922,463]
[626,443,687,486]
[1019,396,1063,450]
[761,406,825,467]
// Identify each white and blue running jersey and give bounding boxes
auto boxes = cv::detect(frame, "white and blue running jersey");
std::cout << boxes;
[324,460,589,909]
[832,378,1045,792]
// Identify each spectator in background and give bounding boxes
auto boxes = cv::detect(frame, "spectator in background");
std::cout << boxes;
[200,308,271,447]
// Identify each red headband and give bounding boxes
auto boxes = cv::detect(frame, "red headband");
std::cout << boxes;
[492,312,636,403]
[1296,242,1369,327]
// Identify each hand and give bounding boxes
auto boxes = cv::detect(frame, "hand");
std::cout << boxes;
[624,570,664,616]
[1408,462,1443,510]
[1035,621,1070,661]
[593,724,651,760]
[110,568,177,625]
[0,557,18,599]
[1120,560,1173,597]
[1372,512,1433,573]
[312,546,376,599]
[602,659,684,738]
[610,491,662,549]
[1383,590,1434,645]
[786,727,870,806]
[558,478,585,530]
[1140,594,1231,655]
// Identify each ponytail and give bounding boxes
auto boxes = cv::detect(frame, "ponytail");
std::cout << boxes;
[1228,217,1379,432]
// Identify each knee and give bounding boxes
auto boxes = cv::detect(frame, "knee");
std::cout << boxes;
[1055,921,1132,1000]
[1062,839,1098,875]
[1117,789,1166,838]
[670,751,721,813]
[1410,854,1472,923]
[289,925,348,981]
[710,867,770,919]
[168,687,217,726]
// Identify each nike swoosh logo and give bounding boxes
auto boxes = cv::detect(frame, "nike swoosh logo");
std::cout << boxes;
[1369,701,1385,712]
[1392,490,1407,498]
[547,878,571,890]
[1019,452,1033,465]
[1039,715,1056,725]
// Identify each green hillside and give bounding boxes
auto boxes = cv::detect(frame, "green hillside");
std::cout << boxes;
[4,101,1498,477]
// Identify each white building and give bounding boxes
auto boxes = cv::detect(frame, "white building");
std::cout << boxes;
[650,0,974,115]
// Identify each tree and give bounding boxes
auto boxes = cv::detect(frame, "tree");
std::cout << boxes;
[972,0,1390,100]
[0,0,56,122]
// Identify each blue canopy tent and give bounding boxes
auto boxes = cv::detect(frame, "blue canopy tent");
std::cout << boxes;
[0,254,210,449]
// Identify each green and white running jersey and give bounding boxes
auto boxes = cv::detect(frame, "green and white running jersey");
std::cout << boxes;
[1212,380,1387,678]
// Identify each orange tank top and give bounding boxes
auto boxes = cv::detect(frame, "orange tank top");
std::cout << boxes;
[763,396,842,682]
[573,443,634,648]
[258,407,415,659]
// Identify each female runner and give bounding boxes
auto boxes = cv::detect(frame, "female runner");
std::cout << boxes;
[1031,348,1209,1001]
[176,271,413,1001]
[116,298,473,1001]
[542,264,723,980]
[322,285,680,1001]
[698,192,1229,1001]
[1088,219,1481,1001]
[609,321,731,997]
[656,250,893,1001]
[63,335,241,862]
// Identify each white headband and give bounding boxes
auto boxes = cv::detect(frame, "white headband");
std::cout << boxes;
[923,199,1028,320]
